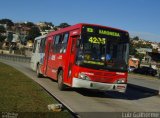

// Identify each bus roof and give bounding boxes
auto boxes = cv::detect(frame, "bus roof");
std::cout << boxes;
[35,34,47,40]
[47,23,128,37]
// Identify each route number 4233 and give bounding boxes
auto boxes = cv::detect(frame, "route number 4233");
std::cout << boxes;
[88,37,106,44]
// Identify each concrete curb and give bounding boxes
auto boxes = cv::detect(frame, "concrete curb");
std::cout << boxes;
[37,83,80,118]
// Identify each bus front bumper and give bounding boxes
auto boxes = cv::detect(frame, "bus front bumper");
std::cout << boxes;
[72,77,127,93]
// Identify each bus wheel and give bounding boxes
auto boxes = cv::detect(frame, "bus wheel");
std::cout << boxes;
[36,64,42,78]
[58,70,66,90]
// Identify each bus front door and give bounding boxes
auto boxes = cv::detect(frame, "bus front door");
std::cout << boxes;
[43,38,52,76]
[65,36,78,85]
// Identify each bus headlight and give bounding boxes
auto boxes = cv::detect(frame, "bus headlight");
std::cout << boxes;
[78,73,91,81]
[115,78,125,84]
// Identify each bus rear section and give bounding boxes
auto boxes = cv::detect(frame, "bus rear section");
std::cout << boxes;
[30,35,46,77]
[40,23,129,93]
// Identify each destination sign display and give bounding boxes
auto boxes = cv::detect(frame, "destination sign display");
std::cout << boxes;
[88,36,106,44]
[99,29,120,37]
[86,27,120,37]
[82,25,130,43]
[81,25,129,38]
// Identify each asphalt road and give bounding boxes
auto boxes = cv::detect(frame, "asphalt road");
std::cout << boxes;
[1,59,160,118]
[128,74,160,92]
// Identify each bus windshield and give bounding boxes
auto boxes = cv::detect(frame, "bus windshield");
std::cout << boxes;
[76,25,129,72]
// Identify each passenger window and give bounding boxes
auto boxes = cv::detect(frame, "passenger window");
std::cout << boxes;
[60,33,69,53]
[33,40,37,53]
[55,35,61,44]
[62,33,69,44]
[39,38,46,53]
[53,33,69,54]
[53,34,63,53]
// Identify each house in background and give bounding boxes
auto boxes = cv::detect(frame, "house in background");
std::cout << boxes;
[141,52,160,70]
[129,57,139,68]
[136,48,152,55]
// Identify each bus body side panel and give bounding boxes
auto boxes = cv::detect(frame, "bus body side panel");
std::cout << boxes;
[46,40,55,78]
[49,54,58,80]
[30,39,41,71]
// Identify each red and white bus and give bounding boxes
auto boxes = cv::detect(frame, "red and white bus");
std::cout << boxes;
[34,23,129,93]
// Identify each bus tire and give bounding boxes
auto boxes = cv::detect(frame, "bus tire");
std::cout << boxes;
[58,70,66,90]
[36,64,42,78]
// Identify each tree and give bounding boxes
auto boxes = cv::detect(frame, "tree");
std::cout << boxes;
[58,23,70,28]
[129,41,137,55]
[152,48,158,53]
[0,25,6,33]
[132,36,140,41]
[25,22,35,27]
[0,34,6,42]
[6,32,13,42]
[44,22,54,27]
[27,26,41,41]
[0,19,14,27]
[40,26,51,31]
[53,27,58,31]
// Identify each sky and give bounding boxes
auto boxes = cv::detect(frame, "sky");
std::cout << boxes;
[0,0,160,42]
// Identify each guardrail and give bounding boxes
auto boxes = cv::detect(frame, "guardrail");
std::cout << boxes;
[0,54,31,63]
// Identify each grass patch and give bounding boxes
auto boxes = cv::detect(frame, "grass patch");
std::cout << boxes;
[0,62,71,117]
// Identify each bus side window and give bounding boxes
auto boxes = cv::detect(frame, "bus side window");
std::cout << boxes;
[33,40,37,53]
[53,34,63,53]
[61,32,69,53]
[39,38,46,53]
